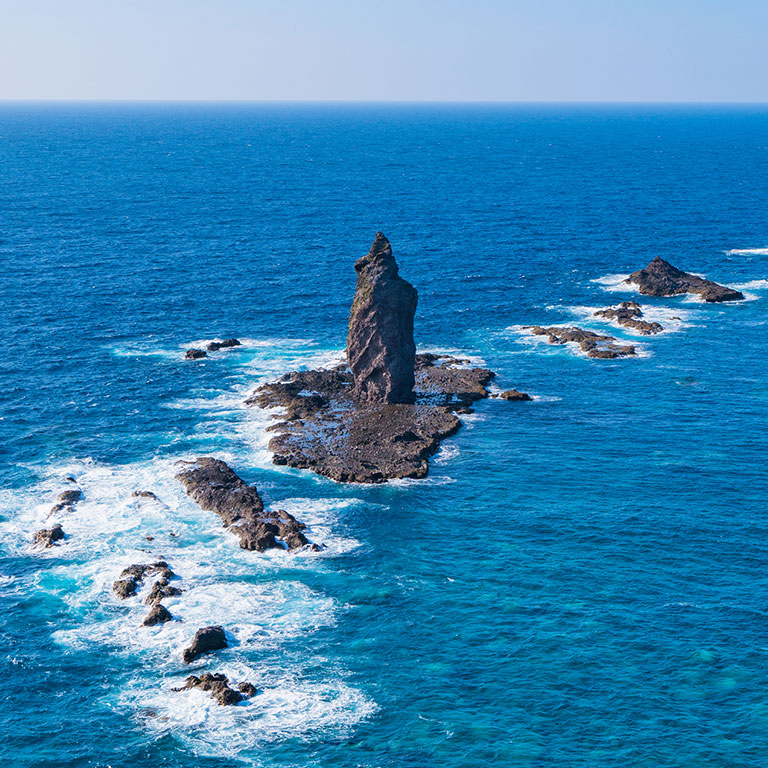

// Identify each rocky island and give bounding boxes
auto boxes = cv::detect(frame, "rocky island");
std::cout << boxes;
[625,256,743,302]
[248,232,515,483]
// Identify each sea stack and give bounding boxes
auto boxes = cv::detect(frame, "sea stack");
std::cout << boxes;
[625,256,743,302]
[347,232,418,403]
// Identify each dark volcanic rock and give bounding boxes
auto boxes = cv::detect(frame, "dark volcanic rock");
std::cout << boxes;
[526,326,636,359]
[184,348,207,360]
[33,523,65,548]
[594,301,663,335]
[113,578,138,599]
[145,579,182,605]
[113,560,179,600]
[499,389,532,401]
[175,458,311,551]
[237,682,258,698]
[250,354,497,483]
[132,490,160,500]
[182,625,228,664]
[49,488,82,516]
[174,673,244,705]
[207,338,241,352]
[625,257,744,302]
[143,603,173,626]
[347,232,418,404]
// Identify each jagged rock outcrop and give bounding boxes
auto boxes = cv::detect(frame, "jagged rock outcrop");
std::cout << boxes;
[173,672,256,705]
[184,348,207,360]
[347,232,418,404]
[594,301,663,335]
[33,523,65,548]
[207,338,241,351]
[525,326,636,359]
[175,458,312,551]
[625,257,743,302]
[182,625,228,664]
[249,354,496,483]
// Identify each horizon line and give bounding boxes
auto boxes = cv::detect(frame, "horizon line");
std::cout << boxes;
[1,98,768,106]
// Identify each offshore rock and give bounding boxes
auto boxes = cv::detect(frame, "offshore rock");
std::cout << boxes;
[594,301,663,335]
[526,326,636,359]
[347,232,418,404]
[499,389,532,401]
[249,354,497,483]
[625,257,744,302]
[207,338,241,351]
[112,561,179,600]
[175,458,312,551]
[182,625,228,664]
[184,348,207,360]
[49,488,82,516]
[33,523,65,548]
[142,603,173,626]
[174,673,248,706]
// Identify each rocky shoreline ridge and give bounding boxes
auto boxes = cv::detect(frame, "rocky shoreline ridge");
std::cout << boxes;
[247,233,528,483]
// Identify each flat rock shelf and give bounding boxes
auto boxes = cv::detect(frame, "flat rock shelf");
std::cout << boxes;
[248,353,496,483]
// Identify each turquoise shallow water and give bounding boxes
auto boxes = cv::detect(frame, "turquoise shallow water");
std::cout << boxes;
[1,104,767,767]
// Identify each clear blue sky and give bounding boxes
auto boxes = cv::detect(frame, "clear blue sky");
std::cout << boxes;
[2,0,766,101]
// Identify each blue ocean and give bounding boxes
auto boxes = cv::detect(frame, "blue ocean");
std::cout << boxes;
[1,103,767,767]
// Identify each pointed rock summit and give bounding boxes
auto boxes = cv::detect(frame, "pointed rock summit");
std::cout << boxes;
[347,232,418,403]
[625,256,743,302]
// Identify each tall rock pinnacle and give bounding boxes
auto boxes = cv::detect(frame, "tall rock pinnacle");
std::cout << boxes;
[346,232,418,404]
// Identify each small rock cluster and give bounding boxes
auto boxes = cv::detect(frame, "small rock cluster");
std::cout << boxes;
[112,560,181,625]
[184,338,241,360]
[525,325,637,359]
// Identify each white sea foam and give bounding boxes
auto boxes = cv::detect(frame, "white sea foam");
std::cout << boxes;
[566,304,695,335]
[433,443,460,464]
[10,333,504,753]
[725,247,768,255]
[122,665,377,759]
[731,279,768,293]
[591,273,635,293]
[504,324,649,360]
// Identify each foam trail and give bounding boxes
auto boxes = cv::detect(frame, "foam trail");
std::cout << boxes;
[726,247,768,255]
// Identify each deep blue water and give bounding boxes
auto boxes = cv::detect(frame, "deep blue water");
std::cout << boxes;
[1,103,767,767]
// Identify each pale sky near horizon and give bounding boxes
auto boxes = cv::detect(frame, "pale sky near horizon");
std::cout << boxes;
[1,0,766,102]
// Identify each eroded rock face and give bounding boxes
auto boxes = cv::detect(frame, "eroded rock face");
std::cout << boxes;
[625,257,744,302]
[33,523,65,548]
[182,625,227,664]
[175,458,311,551]
[594,301,663,335]
[347,232,418,404]
[249,354,496,483]
[526,326,636,359]
[174,672,256,705]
